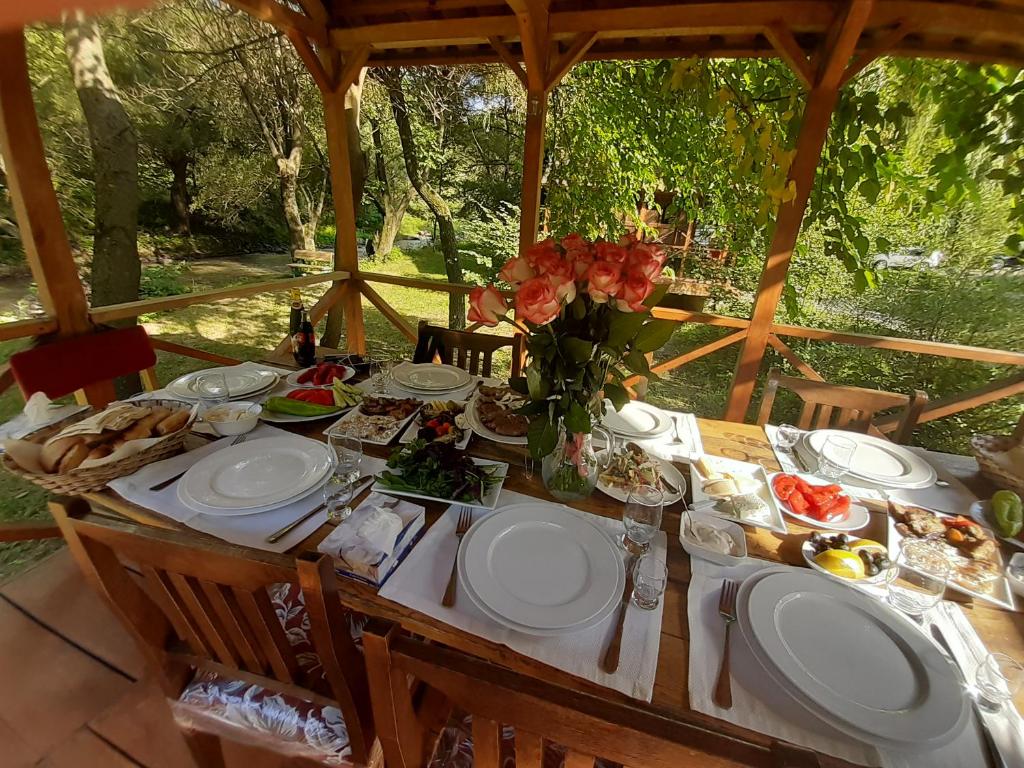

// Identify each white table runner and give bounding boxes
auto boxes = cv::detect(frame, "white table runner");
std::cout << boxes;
[379,488,666,701]
[687,557,1024,767]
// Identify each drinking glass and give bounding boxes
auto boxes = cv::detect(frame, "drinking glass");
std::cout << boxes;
[323,476,355,524]
[632,555,668,610]
[775,423,801,452]
[196,371,229,408]
[328,432,363,485]
[884,538,951,617]
[368,356,394,392]
[817,433,857,480]
[622,484,664,554]
[975,652,1024,712]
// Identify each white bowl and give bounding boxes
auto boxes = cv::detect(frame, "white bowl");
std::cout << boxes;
[203,401,260,436]
[1008,552,1024,598]
[679,511,747,566]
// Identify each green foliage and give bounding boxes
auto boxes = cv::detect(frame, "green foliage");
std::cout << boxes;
[140,262,193,298]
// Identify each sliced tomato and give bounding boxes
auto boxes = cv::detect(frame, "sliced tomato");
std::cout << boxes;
[787,490,810,515]
[794,477,814,496]
[772,474,798,501]
[826,496,851,522]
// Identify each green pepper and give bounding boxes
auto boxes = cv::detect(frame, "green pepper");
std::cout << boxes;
[991,489,1023,538]
[262,397,340,417]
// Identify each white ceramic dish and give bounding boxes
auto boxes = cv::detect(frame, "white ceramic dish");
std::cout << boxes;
[797,429,936,489]
[285,364,355,388]
[392,362,472,392]
[689,456,788,534]
[594,447,684,505]
[179,436,334,512]
[601,399,673,440]
[464,391,529,446]
[178,470,331,517]
[679,512,747,566]
[323,397,422,445]
[398,400,472,450]
[969,498,1024,551]
[167,366,279,401]
[800,539,888,585]
[766,472,871,532]
[371,457,508,510]
[202,401,261,436]
[886,509,1015,610]
[1008,552,1024,598]
[737,567,969,753]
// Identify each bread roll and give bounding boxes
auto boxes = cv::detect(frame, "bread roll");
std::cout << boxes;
[155,409,189,436]
[122,420,154,442]
[57,441,90,473]
[2,440,44,473]
[40,435,82,473]
[86,445,112,461]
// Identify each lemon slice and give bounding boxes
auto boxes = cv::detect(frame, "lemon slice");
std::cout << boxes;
[813,549,866,580]
[849,538,886,553]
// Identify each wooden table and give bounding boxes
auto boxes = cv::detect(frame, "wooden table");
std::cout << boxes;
[81,367,1024,768]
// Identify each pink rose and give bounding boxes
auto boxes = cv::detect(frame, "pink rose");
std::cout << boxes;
[567,248,594,279]
[526,238,558,267]
[548,271,577,304]
[586,261,623,303]
[595,241,628,263]
[615,268,654,313]
[515,276,561,326]
[468,285,509,326]
[626,245,665,279]
[498,256,535,287]
[561,233,588,252]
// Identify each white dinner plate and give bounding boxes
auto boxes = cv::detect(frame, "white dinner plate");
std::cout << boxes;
[392,362,472,392]
[738,568,968,752]
[464,392,529,446]
[689,457,788,534]
[179,436,334,511]
[594,448,684,505]
[767,472,871,532]
[600,400,673,439]
[460,502,625,629]
[970,499,1024,551]
[371,458,508,510]
[285,365,355,388]
[800,430,936,489]
[178,470,331,517]
[167,366,279,401]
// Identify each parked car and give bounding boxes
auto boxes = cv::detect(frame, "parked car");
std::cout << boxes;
[871,247,945,270]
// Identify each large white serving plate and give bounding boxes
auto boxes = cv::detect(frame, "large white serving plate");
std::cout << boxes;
[324,397,422,445]
[886,508,1016,610]
[258,386,352,424]
[179,436,334,512]
[371,457,508,510]
[459,502,625,632]
[799,430,936,489]
[178,470,330,517]
[464,392,528,446]
[689,456,788,534]
[167,366,279,401]
[766,472,870,532]
[393,362,472,392]
[601,399,673,440]
[738,567,968,753]
[595,448,684,505]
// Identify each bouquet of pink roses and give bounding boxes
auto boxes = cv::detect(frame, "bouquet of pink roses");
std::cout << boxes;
[468,234,677,481]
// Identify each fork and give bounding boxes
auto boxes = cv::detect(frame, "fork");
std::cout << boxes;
[149,433,246,491]
[442,507,473,607]
[714,579,739,709]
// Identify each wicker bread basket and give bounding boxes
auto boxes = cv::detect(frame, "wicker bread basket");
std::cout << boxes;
[2,399,193,494]
[970,432,1024,497]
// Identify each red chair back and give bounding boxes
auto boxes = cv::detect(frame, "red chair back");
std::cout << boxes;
[10,325,157,403]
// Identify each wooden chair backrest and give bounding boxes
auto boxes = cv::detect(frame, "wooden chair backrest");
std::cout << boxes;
[755,368,928,444]
[413,321,524,378]
[49,498,374,763]
[10,324,158,406]
[362,623,818,768]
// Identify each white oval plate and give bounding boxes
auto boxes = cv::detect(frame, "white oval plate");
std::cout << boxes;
[595,448,684,505]
[259,387,349,423]
[393,362,472,392]
[178,471,331,517]
[180,436,334,510]
[167,367,279,400]
[801,430,936,489]
[767,472,871,532]
[461,502,624,630]
[285,365,355,389]
[600,400,673,439]
[464,392,528,446]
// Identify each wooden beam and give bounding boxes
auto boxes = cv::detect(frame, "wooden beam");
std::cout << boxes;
[88,270,350,324]
[519,90,548,256]
[294,0,327,28]
[488,37,529,89]
[514,1,550,93]
[286,28,333,93]
[222,0,327,46]
[0,521,62,543]
[331,16,516,48]
[839,21,915,86]
[724,0,873,422]
[874,372,1024,432]
[360,281,418,343]
[0,317,58,342]
[0,29,92,338]
[545,31,597,91]
[552,2,836,36]
[763,22,814,88]
[358,271,515,299]
[766,334,824,381]
[623,329,747,387]
[337,46,371,94]
[649,307,750,329]
[149,338,242,366]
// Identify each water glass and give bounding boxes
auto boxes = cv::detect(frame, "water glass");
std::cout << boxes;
[369,356,394,391]
[975,652,1024,712]
[632,555,668,610]
[622,484,664,554]
[328,432,362,485]
[885,538,951,617]
[323,475,355,523]
[775,423,801,452]
[196,371,229,407]
[817,433,857,480]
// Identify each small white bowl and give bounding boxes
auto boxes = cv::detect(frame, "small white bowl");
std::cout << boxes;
[679,511,747,566]
[202,401,260,436]
[1008,552,1024,599]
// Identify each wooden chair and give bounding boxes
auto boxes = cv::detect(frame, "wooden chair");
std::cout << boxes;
[756,368,928,444]
[9,324,159,407]
[413,320,524,379]
[363,622,820,768]
[49,497,376,768]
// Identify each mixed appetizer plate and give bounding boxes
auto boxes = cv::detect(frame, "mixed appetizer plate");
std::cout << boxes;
[260,385,354,423]
[324,395,421,445]
[399,400,472,450]
[372,440,507,509]
[689,456,787,534]
[595,444,685,505]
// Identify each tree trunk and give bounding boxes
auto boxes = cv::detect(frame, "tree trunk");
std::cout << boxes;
[63,10,140,396]
[377,187,414,257]
[279,149,315,252]
[383,72,465,329]
[168,151,191,235]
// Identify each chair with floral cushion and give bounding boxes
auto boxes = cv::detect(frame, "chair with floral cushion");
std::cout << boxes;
[49,496,376,768]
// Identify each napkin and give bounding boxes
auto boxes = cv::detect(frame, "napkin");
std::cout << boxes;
[687,557,1022,768]
[357,505,404,556]
[0,400,89,442]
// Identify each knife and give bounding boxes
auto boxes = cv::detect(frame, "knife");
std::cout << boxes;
[931,624,1006,768]
[601,554,637,674]
[265,474,373,544]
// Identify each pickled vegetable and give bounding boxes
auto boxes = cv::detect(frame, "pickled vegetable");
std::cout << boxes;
[992,489,1023,538]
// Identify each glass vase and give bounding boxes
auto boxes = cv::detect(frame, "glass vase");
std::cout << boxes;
[541,422,612,503]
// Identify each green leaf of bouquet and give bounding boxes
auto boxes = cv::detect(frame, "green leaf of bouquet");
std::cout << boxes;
[644,281,670,308]
[603,382,629,411]
[605,309,647,349]
[633,318,677,353]
[624,349,651,374]
[508,376,528,395]
[526,364,550,401]
[560,335,594,364]
[563,400,592,434]
[527,414,558,459]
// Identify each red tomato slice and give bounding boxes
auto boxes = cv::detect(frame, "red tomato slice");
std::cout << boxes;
[772,474,798,501]
[788,491,810,515]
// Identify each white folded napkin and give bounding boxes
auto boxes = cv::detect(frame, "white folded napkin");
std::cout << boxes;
[357,505,404,556]
[318,492,423,570]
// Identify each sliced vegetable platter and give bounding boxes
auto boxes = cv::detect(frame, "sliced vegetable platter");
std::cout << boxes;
[373,439,507,509]
[259,380,364,423]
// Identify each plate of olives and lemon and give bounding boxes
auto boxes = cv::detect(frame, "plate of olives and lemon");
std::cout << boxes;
[802,532,891,583]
